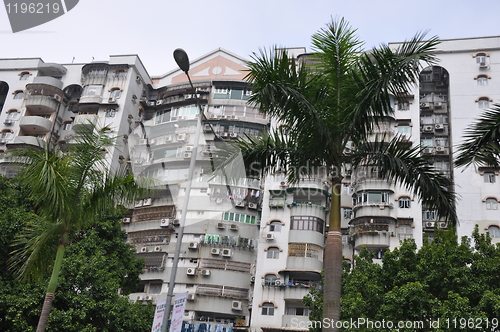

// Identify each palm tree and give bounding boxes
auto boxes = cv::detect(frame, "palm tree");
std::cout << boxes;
[219,19,457,331]
[455,103,500,168]
[9,125,147,332]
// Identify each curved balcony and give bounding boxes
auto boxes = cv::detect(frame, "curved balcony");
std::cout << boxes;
[286,256,323,272]
[24,95,60,113]
[353,203,395,218]
[354,178,395,192]
[20,116,53,132]
[289,230,325,247]
[38,62,67,76]
[353,231,391,250]
[350,216,395,250]
[7,136,46,149]
[73,114,99,132]
[288,203,328,220]
[32,76,63,89]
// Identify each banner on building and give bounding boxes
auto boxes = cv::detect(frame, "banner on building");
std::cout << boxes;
[151,298,167,332]
[171,292,188,332]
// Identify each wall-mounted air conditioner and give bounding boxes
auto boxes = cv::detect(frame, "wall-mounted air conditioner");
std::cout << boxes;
[160,219,171,227]
[425,222,435,229]
[188,242,199,249]
[122,217,131,223]
[186,268,196,275]
[140,247,148,253]
[217,222,225,229]
[200,269,211,276]
[211,248,220,255]
[154,246,162,252]
[231,301,242,311]
[187,294,196,301]
[266,233,275,240]
[229,224,239,231]
[434,124,444,130]
[248,202,258,209]
[222,249,233,257]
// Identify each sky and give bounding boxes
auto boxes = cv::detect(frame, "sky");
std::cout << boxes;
[1,0,499,77]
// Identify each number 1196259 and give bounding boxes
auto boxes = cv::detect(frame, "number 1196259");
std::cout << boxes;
[5,2,60,14]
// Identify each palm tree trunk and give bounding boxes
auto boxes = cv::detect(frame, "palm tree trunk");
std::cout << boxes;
[36,234,67,332]
[323,179,342,332]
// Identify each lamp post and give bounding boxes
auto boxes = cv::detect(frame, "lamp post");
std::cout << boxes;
[160,49,203,332]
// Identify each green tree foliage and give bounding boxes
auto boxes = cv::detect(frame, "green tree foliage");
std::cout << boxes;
[304,229,500,331]
[0,176,154,331]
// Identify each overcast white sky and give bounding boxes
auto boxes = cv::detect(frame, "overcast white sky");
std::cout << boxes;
[1,0,499,77]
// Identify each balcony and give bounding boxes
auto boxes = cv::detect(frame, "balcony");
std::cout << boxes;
[282,315,309,330]
[353,203,394,218]
[286,256,323,272]
[353,231,391,250]
[7,136,46,149]
[354,178,394,192]
[19,116,53,132]
[25,95,60,113]
[73,114,99,132]
[32,76,63,89]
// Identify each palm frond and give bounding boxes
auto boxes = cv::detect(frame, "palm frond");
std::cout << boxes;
[352,136,457,225]
[455,103,500,168]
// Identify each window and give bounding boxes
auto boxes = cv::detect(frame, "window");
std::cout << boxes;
[148,282,162,294]
[478,97,490,109]
[109,89,121,99]
[6,111,19,120]
[476,54,487,65]
[266,247,279,259]
[0,131,13,140]
[269,221,282,232]
[286,307,311,316]
[397,125,411,137]
[422,210,437,221]
[356,191,390,205]
[398,197,411,208]
[288,243,323,259]
[264,274,277,286]
[477,75,489,86]
[62,122,72,130]
[222,212,257,224]
[261,302,275,316]
[105,108,116,117]
[420,138,433,147]
[290,216,324,233]
[487,225,500,238]
[396,225,413,240]
[343,208,353,219]
[213,86,252,100]
[19,72,31,80]
[486,198,498,210]
[13,91,24,100]
[82,84,103,96]
[484,173,496,183]
[397,102,410,111]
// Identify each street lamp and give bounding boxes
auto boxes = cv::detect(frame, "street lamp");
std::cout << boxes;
[160,49,203,332]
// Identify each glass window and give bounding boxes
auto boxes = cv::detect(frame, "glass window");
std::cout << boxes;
[478,98,490,109]
[486,198,498,210]
[13,91,24,100]
[397,125,411,136]
[343,208,353,219]
[261,302,274,316]
[269,221,281,232]
[266,247,279,259]
[7,111,19,120]
[396,225,413,240]
[148,282,162,294]
[19,72,30,80]
[398,197,411,208]
[397,101,410,111]
[62,122,72,130]
[110,89,121,99]
[477,76,489,86]
[290,216,324,233]
[105,109,116,117]
[484,173,496,183]
[422,210,437,220]
[487,225,500,238]
[264,274,276,286]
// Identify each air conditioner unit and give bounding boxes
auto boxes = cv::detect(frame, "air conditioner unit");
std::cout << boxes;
[203,124,212,132]
[139,139,148,145]
[232,301,242,311]
[172,219,180,226]
[220,132,229,138]
[140,247,148,253]
[156,100,163,105]
[211,248,220,255]
[434,124,444,130]
[423,125,434,132]
[108,97,116,103]
[54,94,62,102]
[188,242,199,249]
[184,94,193,99]
[184,152,192,159]
[149,139,157,146]
[187,294,196,301]
[434,102,443,108]
[436,146,446,153]
[420,103,430,109]
[217,222,225,229]
[248,202,258,210]
[160,219,171,227]
[425,222,435,229]
[145,296,154,301]
[266,233,275,240]
[229,133,238,138]
[147,101,156,106]
[186,268,196,275]
[143,198,152,206]
[229,224,239,231]
[122,217,131,224]
[222,249,233,257]
[165,135,173,142]
[185,146,194,152]
[200,269,211,276]
[423,148,432,154]
[177,134,186,141]
[209,114,217,119]
[235,201,246,208]
[3,119,13,124]
[438,222,447,229]
[250,276,255,283]
[136,295,144,301]
[480,61,488,68]
[280,181,287,188]
[154,246,162,252]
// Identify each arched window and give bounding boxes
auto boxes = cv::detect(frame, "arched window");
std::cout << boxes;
[109,88,121,99]
[6,110,19,120]
[261,302,275,316]
[476,75,489,86]
[487,225,500,238]
[269,220,281,232]
[398,197,411,208]
[263,273,277,286]
[266,247,279,259]
[105,108,116,118]
[19,72,31,80]
[13,91,24,100]
[485,198,498,210]
[477,97,490,109]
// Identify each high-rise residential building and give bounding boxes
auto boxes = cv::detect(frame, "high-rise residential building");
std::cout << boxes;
[0,36,499,332]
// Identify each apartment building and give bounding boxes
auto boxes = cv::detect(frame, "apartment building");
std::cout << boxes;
[0,36,499,332]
